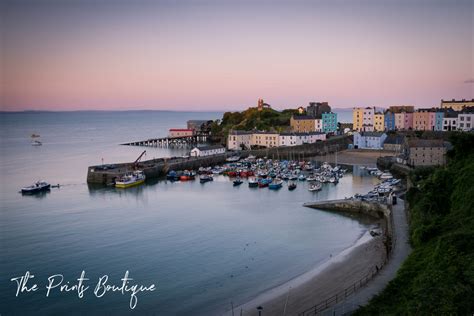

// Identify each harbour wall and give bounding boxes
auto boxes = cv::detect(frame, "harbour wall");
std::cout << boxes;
[87,136,352,184]
[303,199,393,254]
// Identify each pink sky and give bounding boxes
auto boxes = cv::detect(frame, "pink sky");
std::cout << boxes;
[1,1,473,111]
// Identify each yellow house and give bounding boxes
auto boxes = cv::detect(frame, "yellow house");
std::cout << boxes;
[352,108,364,131]
[440,99,474,111]
[290,115,315,132]
[374,113,385,131]
[251,132,279,148]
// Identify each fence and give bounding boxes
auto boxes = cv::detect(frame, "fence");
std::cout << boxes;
[297,203,397,316]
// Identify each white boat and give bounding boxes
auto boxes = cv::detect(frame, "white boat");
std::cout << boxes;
[226,155,240,162]
[308,182,322,192]
[115,170,146,188]
[380,172,393,179]
[31,140,42,146]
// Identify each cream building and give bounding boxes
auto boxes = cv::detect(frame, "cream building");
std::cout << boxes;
[352,108,364,131]
[251,132,279,148]
[441,99,474,111]
[227,130,252,150]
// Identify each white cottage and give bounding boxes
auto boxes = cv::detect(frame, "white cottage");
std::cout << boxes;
[190,145,226,157]
[353,132,387,149]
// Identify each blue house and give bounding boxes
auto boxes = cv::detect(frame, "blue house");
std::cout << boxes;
[322,112,338,133]
[384,111,395,131]
[434,111,444,131]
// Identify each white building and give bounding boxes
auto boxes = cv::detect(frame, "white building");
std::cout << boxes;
[314,119,323,132]
[443,116,458,131]
[279,133,298,146]
[457,113,474,131]
[295,132,326,145]
[353,132,387,150]
[190,145,226,157]
[227,130,252,150]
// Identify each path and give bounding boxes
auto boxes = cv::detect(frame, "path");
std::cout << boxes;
[319,196,412,315]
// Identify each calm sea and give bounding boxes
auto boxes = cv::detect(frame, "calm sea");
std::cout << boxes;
[0,111,377,315]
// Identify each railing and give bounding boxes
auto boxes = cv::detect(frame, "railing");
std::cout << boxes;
[298,202,398,316]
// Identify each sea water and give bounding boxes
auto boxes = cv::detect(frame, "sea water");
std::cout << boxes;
[0,111,378,315]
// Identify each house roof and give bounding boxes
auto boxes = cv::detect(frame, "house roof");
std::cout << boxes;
[169,128,193,132]
[192,145,225,151]
[407,139,445,148]
[229,130,253,135]
[384,134,405,144]
[358,132,386,137]
[292,115,315,120]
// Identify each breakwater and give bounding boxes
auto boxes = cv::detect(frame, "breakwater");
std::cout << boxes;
[87,136,352,184]
[303,199,393,253]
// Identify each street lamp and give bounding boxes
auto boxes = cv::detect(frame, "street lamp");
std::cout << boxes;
[257,306,263,316]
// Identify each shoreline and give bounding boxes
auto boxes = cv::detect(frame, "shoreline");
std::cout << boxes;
[226,229,386,316]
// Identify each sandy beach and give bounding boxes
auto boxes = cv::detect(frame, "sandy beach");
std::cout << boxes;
[228,230,387,316]
[310,149,397,166]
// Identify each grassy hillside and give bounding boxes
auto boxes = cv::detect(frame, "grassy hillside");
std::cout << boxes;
[210,107,299,139]
[356,133,474,315]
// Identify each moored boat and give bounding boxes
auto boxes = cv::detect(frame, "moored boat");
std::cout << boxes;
[269,179,283,190]
[115,170,146,188]
[233,178,243,186]
[199,174,213,183]
[21,181,51,194]
[288,181,297,191]
[308,182,322,192]
[248,177,258,188]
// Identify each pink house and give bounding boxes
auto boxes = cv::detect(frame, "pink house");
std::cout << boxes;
[404,112,414,130]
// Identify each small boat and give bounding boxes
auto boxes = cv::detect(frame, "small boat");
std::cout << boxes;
[248,177,259,188]
[298,174,307,181]
[167,170,179,181]
[21,181,51,194]
[31,140,42,146]
[308,182,322,192]
[199,175,213,183]
[180,170,196,181]
[233,178,243,186]
[307,175,316,182]
[226,155,240,162]
[258,178,271,188]
[380,172,393,180]
[269,179,283,190]
[31,133,41,138]
[288,181,297,191]
[115,170,146,188]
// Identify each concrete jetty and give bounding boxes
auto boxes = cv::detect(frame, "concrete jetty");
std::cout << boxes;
[304,199,393,251]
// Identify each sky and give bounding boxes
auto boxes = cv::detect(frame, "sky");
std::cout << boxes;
[1,0,473,111]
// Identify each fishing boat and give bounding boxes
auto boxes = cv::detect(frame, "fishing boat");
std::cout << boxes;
[269,179,283,190]
[180,170,195,181]
[115,170,146,188]
[167,170,179,181]
[233,178,243,186]
[258,178,271,188]
[308,182,322,192]
[199,174,213,183]
[21,181,51,194]
[248,177,258,188]
[288,181,297,191]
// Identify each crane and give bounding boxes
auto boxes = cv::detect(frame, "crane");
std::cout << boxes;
[133,150,146,169]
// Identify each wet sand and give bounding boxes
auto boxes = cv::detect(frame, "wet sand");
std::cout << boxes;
[228,231,386,316]
[310,149,397,166]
